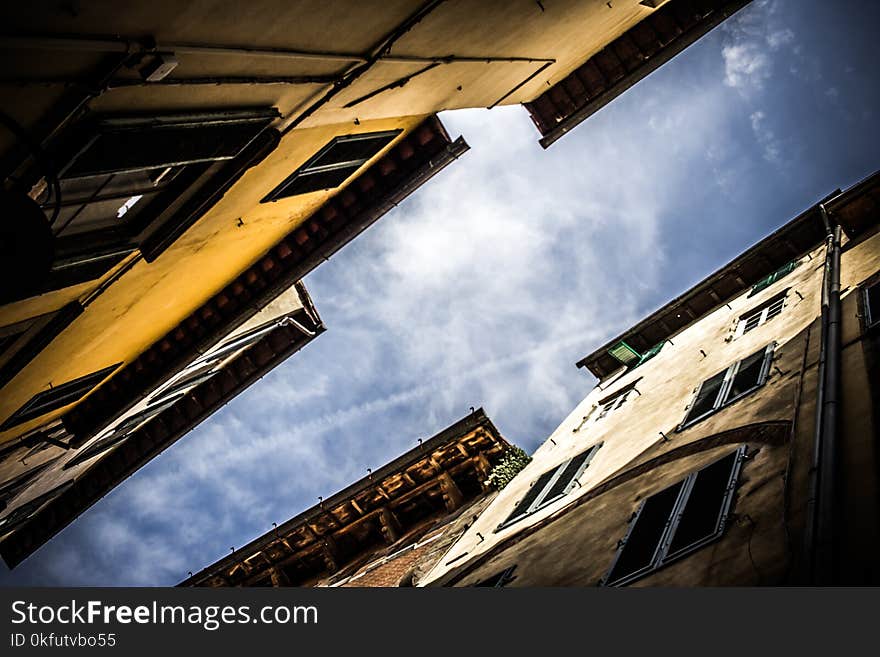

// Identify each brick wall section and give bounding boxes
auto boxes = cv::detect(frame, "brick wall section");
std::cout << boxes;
[339,493,498,587]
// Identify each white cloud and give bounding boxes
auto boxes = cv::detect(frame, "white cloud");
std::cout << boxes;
[766,27,795,49]
[750,110,783,164]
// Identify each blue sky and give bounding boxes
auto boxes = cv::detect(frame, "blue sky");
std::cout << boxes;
[2,0,878,586]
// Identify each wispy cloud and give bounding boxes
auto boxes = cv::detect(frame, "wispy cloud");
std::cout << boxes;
[749,110,783,163]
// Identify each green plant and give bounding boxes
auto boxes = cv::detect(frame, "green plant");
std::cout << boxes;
[486,445,532,491]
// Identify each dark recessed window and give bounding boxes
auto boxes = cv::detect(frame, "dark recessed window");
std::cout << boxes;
[52,109,279,239]
[261,130,401,202]
[865,280,880,328]
[0,363,120,431]
[678,344,775,430]
[497,443,602,531]
[1,108,279,305]
[0,302,83,391]
[0,481,74,535]
[748,260,799,297]
[0,460,58,511]
[62,393,185,470]
[474,566,517,587]
[603,447,746,586]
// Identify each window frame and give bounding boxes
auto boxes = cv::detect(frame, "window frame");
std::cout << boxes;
[474,565,517,587]
[0,481,74,535]
[496,443,602,532]
[864,279,880,329]
[261,129,402,202]
[678,343,775,430]
[735,291,788,338]
[594,379,640,421]
[602,446,746,587]
[0,363,121,431]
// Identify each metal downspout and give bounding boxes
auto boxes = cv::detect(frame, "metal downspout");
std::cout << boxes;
[804,203,842,584]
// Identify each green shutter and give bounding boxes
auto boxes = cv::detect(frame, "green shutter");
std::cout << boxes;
[749,260,799,297]
[637,342,664,366]
[607,341,641,365]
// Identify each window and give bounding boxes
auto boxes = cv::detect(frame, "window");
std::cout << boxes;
[0,460,58,511]
[1,108,280,305]
[735,292,787,337]
[0,481,74,535]
[678,344,775,430]
[0,363,120,431]
[497,443,602,531]
[0,302,83,390]
[865,280,880,329]
[261,130,401,201]
[474,566,517,587]
[603,447,746,586]
[51,109,279,239]
[595,380,640,421]
[748,260,799,297]
[62,394,184,470]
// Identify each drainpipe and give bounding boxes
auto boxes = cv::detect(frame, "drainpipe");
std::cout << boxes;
[804,203,842,584]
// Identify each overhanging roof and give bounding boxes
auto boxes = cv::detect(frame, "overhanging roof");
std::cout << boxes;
[525,0,752,148]
[0,284,324,568]
[179,408,509,587]
[577,169,880,379]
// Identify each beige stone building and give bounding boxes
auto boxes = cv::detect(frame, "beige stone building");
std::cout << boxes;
[421,170,880,587]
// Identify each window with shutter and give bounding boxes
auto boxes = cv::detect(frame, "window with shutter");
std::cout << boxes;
[0,481,74,534]
[261,130,401,201]
[748,260,799,297]
[594,380,639,421]
[735,291,788,337]
[496,443,602,531]
[679,344,775,430]
[474,566,517,587]
[865,280,880,328]
[603,447,745,586]
[0,363,121,431]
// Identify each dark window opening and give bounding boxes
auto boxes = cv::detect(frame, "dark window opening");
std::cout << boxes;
[474,565,517,587]
[686,370,726,425]
[604,447,745,586]
[0,303,84,390]
[726,349,766,402]
[666,452,739,557]
[7,108,279,304]
[595,379,640,421]
[0,460,58,511]
[63,394,184,470]
[1,363,121,431]
[0,481,74,534]
[866,281,880,328]
[606,482,683,584]
[679,345,774,429]
[497,444,602,531]
[261,130,401,202]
